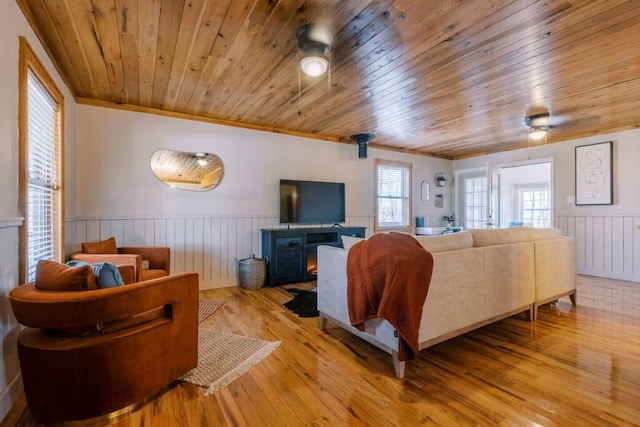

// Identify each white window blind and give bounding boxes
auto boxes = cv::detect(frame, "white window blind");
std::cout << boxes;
[26,68,61,282]
[376,161,411,229]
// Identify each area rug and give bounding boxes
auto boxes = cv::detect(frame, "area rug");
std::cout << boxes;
[181,329,280,395]
[198,299,226,323]
[283,288,318,318]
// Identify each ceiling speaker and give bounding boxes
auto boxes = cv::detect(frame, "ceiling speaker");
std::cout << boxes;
[350,133,376,159]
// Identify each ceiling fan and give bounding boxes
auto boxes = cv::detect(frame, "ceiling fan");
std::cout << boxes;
[525,112,551,141]
[296,23,333,77]
[524,109,568,141]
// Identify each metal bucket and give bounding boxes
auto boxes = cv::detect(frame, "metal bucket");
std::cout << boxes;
[237,254,267,290]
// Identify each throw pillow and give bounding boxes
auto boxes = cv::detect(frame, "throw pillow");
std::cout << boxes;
[341,235,364,250]
[81,237,117,254]
[66,261,125,288]
[35,260,97,291]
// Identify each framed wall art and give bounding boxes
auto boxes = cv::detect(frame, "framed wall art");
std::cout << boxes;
[575,141,613,205]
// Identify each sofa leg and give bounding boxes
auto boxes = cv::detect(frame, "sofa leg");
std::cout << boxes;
[392,351,405,379]
[318,313,327,331]
[529,304,537,322]
[569,292,576,306]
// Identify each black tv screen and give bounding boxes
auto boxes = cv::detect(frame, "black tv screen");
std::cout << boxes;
[280,180,345,224]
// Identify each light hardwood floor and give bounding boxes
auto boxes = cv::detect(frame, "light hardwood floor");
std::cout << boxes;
[3,276,640,426]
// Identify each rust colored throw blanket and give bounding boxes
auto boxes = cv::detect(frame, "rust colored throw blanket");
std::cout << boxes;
[347,232,434,361]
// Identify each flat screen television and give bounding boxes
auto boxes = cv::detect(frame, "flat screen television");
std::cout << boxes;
[279,179,345,225]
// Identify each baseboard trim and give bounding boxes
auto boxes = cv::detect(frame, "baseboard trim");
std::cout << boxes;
[0,372,23,424]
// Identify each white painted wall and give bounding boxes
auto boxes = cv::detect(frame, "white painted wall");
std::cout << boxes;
[75,105,453,219]
[0,1,77,422]
[454,130,640,282]
[72,105,454,287]
[454,131,640,215]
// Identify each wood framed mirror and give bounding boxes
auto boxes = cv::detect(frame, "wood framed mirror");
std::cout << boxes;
[150,149,224,191]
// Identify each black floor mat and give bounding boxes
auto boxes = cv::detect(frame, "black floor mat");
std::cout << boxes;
[283,289,319,318]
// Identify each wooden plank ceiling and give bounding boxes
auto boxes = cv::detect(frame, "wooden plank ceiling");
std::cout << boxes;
[16,0,640,159]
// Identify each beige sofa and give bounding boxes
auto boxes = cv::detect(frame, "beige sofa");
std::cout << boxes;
[317,227,576,378]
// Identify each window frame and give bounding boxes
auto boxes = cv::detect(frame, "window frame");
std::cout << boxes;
[514,183,551,228]
[18,36,65,284]
[374,159,412,232]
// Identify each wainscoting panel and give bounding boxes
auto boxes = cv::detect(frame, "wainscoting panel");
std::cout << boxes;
[556,215,640,283]
[66,214,453,289]
[0,219,23,422]
[66,215,401,289]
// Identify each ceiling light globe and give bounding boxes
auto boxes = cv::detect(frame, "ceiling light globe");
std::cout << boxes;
[528,127,547,140]
[300,56,328,77]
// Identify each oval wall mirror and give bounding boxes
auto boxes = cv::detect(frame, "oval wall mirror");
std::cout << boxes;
[150,149,224,191]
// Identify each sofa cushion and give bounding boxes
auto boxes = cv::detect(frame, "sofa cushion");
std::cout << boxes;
[82,237,117,254]
[471,228,530,247]
[66,261,124,288]
[141,269,168,281]
[414,231,474,253]
[342,235,364,250]
[35,260,97,291]
[525,227,562,241]
[118,265,136,284]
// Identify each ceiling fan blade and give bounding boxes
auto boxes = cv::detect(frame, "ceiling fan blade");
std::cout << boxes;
[547,115,570,127]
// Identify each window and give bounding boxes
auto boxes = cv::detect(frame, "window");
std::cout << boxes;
[515,184,551,228]
[18,37,64,284]
[375,160,411,231]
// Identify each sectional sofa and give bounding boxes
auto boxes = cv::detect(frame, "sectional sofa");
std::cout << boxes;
[317,227,576,378]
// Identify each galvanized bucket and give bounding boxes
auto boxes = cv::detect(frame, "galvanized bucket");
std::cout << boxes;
[236,254,267,290]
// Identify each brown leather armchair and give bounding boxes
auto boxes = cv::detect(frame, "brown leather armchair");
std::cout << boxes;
[69,238,170,283]
[9,272,198,424]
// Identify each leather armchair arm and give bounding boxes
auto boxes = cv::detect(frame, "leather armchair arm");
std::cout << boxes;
[9,272,198,331]
[69,252,143,282]
[118,247,170,274]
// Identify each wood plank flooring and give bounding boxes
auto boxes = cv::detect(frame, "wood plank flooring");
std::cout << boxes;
[3,277,640,426]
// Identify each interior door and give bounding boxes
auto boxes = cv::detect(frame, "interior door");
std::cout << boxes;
[455,167,491,230]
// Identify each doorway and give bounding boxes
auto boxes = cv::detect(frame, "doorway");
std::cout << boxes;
[493,160,553,229]
[456,160,553,230]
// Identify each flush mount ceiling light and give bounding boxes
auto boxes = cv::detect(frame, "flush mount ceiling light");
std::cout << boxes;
[300,54,329,77]
[528,126,548,141]
[296,24,333,77]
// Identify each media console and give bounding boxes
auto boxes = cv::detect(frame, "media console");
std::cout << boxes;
[261,227,366,286]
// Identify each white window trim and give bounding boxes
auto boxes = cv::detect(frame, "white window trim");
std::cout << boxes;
[374,159,412,232]
[18,36,65,284]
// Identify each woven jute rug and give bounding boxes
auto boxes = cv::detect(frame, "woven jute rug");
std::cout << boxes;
[181,329,280,395]
[198,299,226,324]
